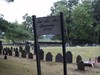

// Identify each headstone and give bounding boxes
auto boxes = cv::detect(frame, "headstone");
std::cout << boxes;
[15,50,19,57]
[25,43,30,54]
[21,50,26,58]
[65,51,73,63]
[39,49,44,60]
[45,52,53,61]
[11,47,13,51]
[14,48,16,52]
[9,50,12,56]
[0,41,3,54]
[19,46,23,52]
[97,56,100,62]
[4,55,7,59]
[3,48,7,55]
[28,53,33,59]
[77,60,85,71]
[76,55,82,63]
[55,53,63,62]
[15,48,19,52]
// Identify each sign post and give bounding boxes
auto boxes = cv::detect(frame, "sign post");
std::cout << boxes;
[32,15,41,75]
[32,12,67,75]
[60,12,67,75]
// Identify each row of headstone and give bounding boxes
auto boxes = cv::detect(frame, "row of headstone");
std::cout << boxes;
[2,47,33,59]
[0,41,3,54]
[40,51,73,63]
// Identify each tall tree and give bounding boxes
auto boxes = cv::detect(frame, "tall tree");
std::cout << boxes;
[92,0,100,44]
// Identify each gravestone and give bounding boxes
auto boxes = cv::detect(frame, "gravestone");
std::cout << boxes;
[65,51,73,63]
[4,55,7,59]
[11,47,13,51]
[97,56,100,62]
[25,43,30,54]
[15,50,19,57]
[39,49,44,60]
[76,55,82,63]
[3,48,7,55]
[9,50,12,56]
[14,48,16,52]
[0,41,3,54]
[55,53,63,62]
[19,46,23,52]
[28,53,33,59]
[21,50,26,58]
[77,60,85,71]
[45,52,53,61]
[15,48,19,52]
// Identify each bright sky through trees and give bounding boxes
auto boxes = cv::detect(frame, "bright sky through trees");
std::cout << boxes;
[0,0,60,23]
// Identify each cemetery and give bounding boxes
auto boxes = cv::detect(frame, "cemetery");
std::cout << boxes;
[0,42,100,75]
[1,0,100,75]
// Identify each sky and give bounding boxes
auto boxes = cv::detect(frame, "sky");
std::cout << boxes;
[0,0,60,24]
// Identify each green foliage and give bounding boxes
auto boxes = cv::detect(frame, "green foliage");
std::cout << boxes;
[0,18,32,42]
[50,0,98,45]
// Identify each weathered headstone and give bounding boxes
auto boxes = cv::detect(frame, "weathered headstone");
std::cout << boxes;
[0,41,3,54]
[97,56,100,62]
[4,55,7,59]
[39,49,44,60]
[21,50,26,58]
[15,48,19,52]
[28,53,33,59]
[11,47,13,51]
[77,60,85,71]
[15,50,19,57]
[25,43,30,54]
[76,55,82,63]
[9,50,12,56]
[19,46,23,52]
[45,52,53,61]
[3,48,7,55]
[14,48,16,52]
[65,51,73,63]
[55,53,63,62]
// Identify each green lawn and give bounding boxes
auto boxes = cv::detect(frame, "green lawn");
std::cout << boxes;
[0,46,100,75]
[42,46,100,62]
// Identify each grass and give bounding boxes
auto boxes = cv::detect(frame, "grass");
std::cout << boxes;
[0,46,100,75]
[42,46,100,62]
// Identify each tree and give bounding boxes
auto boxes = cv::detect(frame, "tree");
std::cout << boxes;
[50,0,95,45]
[4,0,14,2]
[0,18,32,42]
[71,0,94,44]
[92,0,100,44]
[22,13,33,33]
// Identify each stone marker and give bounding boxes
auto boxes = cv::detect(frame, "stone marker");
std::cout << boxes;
[9,50,12,56]
[65,51,73,63]
[45,52,53,61]
[77,60,85,71]
[0,41,3,54]
[25,43,30,54]
[15,50,19,57]
[28,53,33,59]
[21,50,26,58]
[97,56,100,62]
[39,49,44,60]
[19,46,23,52]
[55,53,63,62]
[4,55,7,59]
[76,55,82,63]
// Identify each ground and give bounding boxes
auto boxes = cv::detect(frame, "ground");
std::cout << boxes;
[0,53,100,75]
